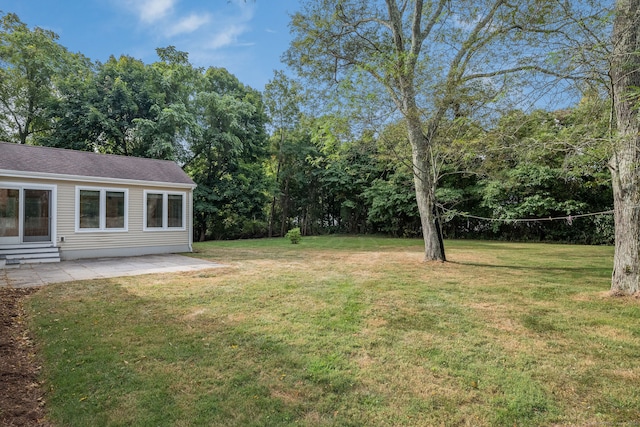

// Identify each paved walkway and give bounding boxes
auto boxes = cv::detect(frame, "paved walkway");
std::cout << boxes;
[0,254,224,288]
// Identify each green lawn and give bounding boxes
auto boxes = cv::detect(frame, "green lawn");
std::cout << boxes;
[26,237,640,426]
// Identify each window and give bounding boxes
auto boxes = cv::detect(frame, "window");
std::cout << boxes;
[0,183,56,244]
[76,187,128,231]
[144,191,185,230]
[79,190,100,229]
[168,194,184,228]
[106,191,125,228]
[0,188,20,238]
[146,193,164,228]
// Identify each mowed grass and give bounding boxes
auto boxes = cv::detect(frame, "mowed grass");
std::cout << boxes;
[26,237,640,426]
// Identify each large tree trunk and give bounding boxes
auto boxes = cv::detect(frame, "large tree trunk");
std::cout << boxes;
[407,119,445,262]
[610,0,640,295]
[610,157,640,295]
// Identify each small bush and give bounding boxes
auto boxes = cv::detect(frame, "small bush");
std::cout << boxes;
[285,227,302,244]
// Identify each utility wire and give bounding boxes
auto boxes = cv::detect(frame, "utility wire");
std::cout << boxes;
[438,205,614,224]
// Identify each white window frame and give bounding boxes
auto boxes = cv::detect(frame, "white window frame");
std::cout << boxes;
[0,182,57,245]
[75,186,128,232]
[143,190,186,231]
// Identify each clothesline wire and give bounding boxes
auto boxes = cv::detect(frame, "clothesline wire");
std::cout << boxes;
[437,205,614,224]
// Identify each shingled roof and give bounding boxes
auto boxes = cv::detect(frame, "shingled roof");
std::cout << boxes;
[0,142,195,186]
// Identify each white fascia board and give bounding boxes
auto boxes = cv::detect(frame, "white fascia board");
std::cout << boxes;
[0,169,197,190]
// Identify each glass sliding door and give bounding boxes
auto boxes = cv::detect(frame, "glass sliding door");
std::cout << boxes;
[0,188,20,244]
[23,189,51,242]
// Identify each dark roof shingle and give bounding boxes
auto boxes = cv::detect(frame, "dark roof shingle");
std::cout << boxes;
[0,142,194,186]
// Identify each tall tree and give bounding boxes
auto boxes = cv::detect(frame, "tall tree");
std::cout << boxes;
[186,67,270,240]
[286,0,579,261]
[610,0,640,294]
[0,13,71,144]
[36,53,97,151]
[41,47,197,158]
[263,71,304,236]
[90,55,161,156]
[136,47,201,160]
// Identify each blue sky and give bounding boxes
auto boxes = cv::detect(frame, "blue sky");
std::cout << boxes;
[0,0,300,91]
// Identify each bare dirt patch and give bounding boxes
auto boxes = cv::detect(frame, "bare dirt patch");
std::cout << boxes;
[0,287,50,427]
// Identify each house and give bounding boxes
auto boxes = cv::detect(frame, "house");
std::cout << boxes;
[0,142,196,265]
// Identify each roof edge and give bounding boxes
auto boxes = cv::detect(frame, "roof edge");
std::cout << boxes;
[0,170,197,190]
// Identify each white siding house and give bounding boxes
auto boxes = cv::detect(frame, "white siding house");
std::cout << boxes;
[0,142,196,264]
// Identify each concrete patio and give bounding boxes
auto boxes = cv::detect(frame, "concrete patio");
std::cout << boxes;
[0,254,224,288]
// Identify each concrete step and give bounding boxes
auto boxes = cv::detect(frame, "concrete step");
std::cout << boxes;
[0,242,54,249]
[15,257,60,264]
[0,245,60,267]
[0,247,60,256]
[6,252,59,260]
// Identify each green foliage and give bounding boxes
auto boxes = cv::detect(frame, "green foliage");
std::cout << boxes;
[364,171,420,237]
[470,104,613,244]
[0,12,74,144]
[285,227,302,244]
[89,55,167,157]
[186,68,270,241]
[35,53,97,151]
[260,103,613,244]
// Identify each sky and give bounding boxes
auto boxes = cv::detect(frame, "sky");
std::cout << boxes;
[0,0,300,91]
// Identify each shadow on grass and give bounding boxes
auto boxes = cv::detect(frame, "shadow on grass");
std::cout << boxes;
[449,260,610,275]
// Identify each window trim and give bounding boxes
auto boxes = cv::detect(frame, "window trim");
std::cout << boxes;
[75,186,128,233]
[143,190,186,232]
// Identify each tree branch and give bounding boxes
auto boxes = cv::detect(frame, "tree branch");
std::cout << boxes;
[462,65,584,82]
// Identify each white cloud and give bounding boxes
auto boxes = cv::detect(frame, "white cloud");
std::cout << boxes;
[166,13,212,37]
[122,0,256,48]
[208,23,250,49]
[137,0,175,23]
[112,0,259,69]
[205,3,256,49]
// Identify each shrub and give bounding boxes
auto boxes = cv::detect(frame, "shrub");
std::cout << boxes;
[285,227,302,244]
